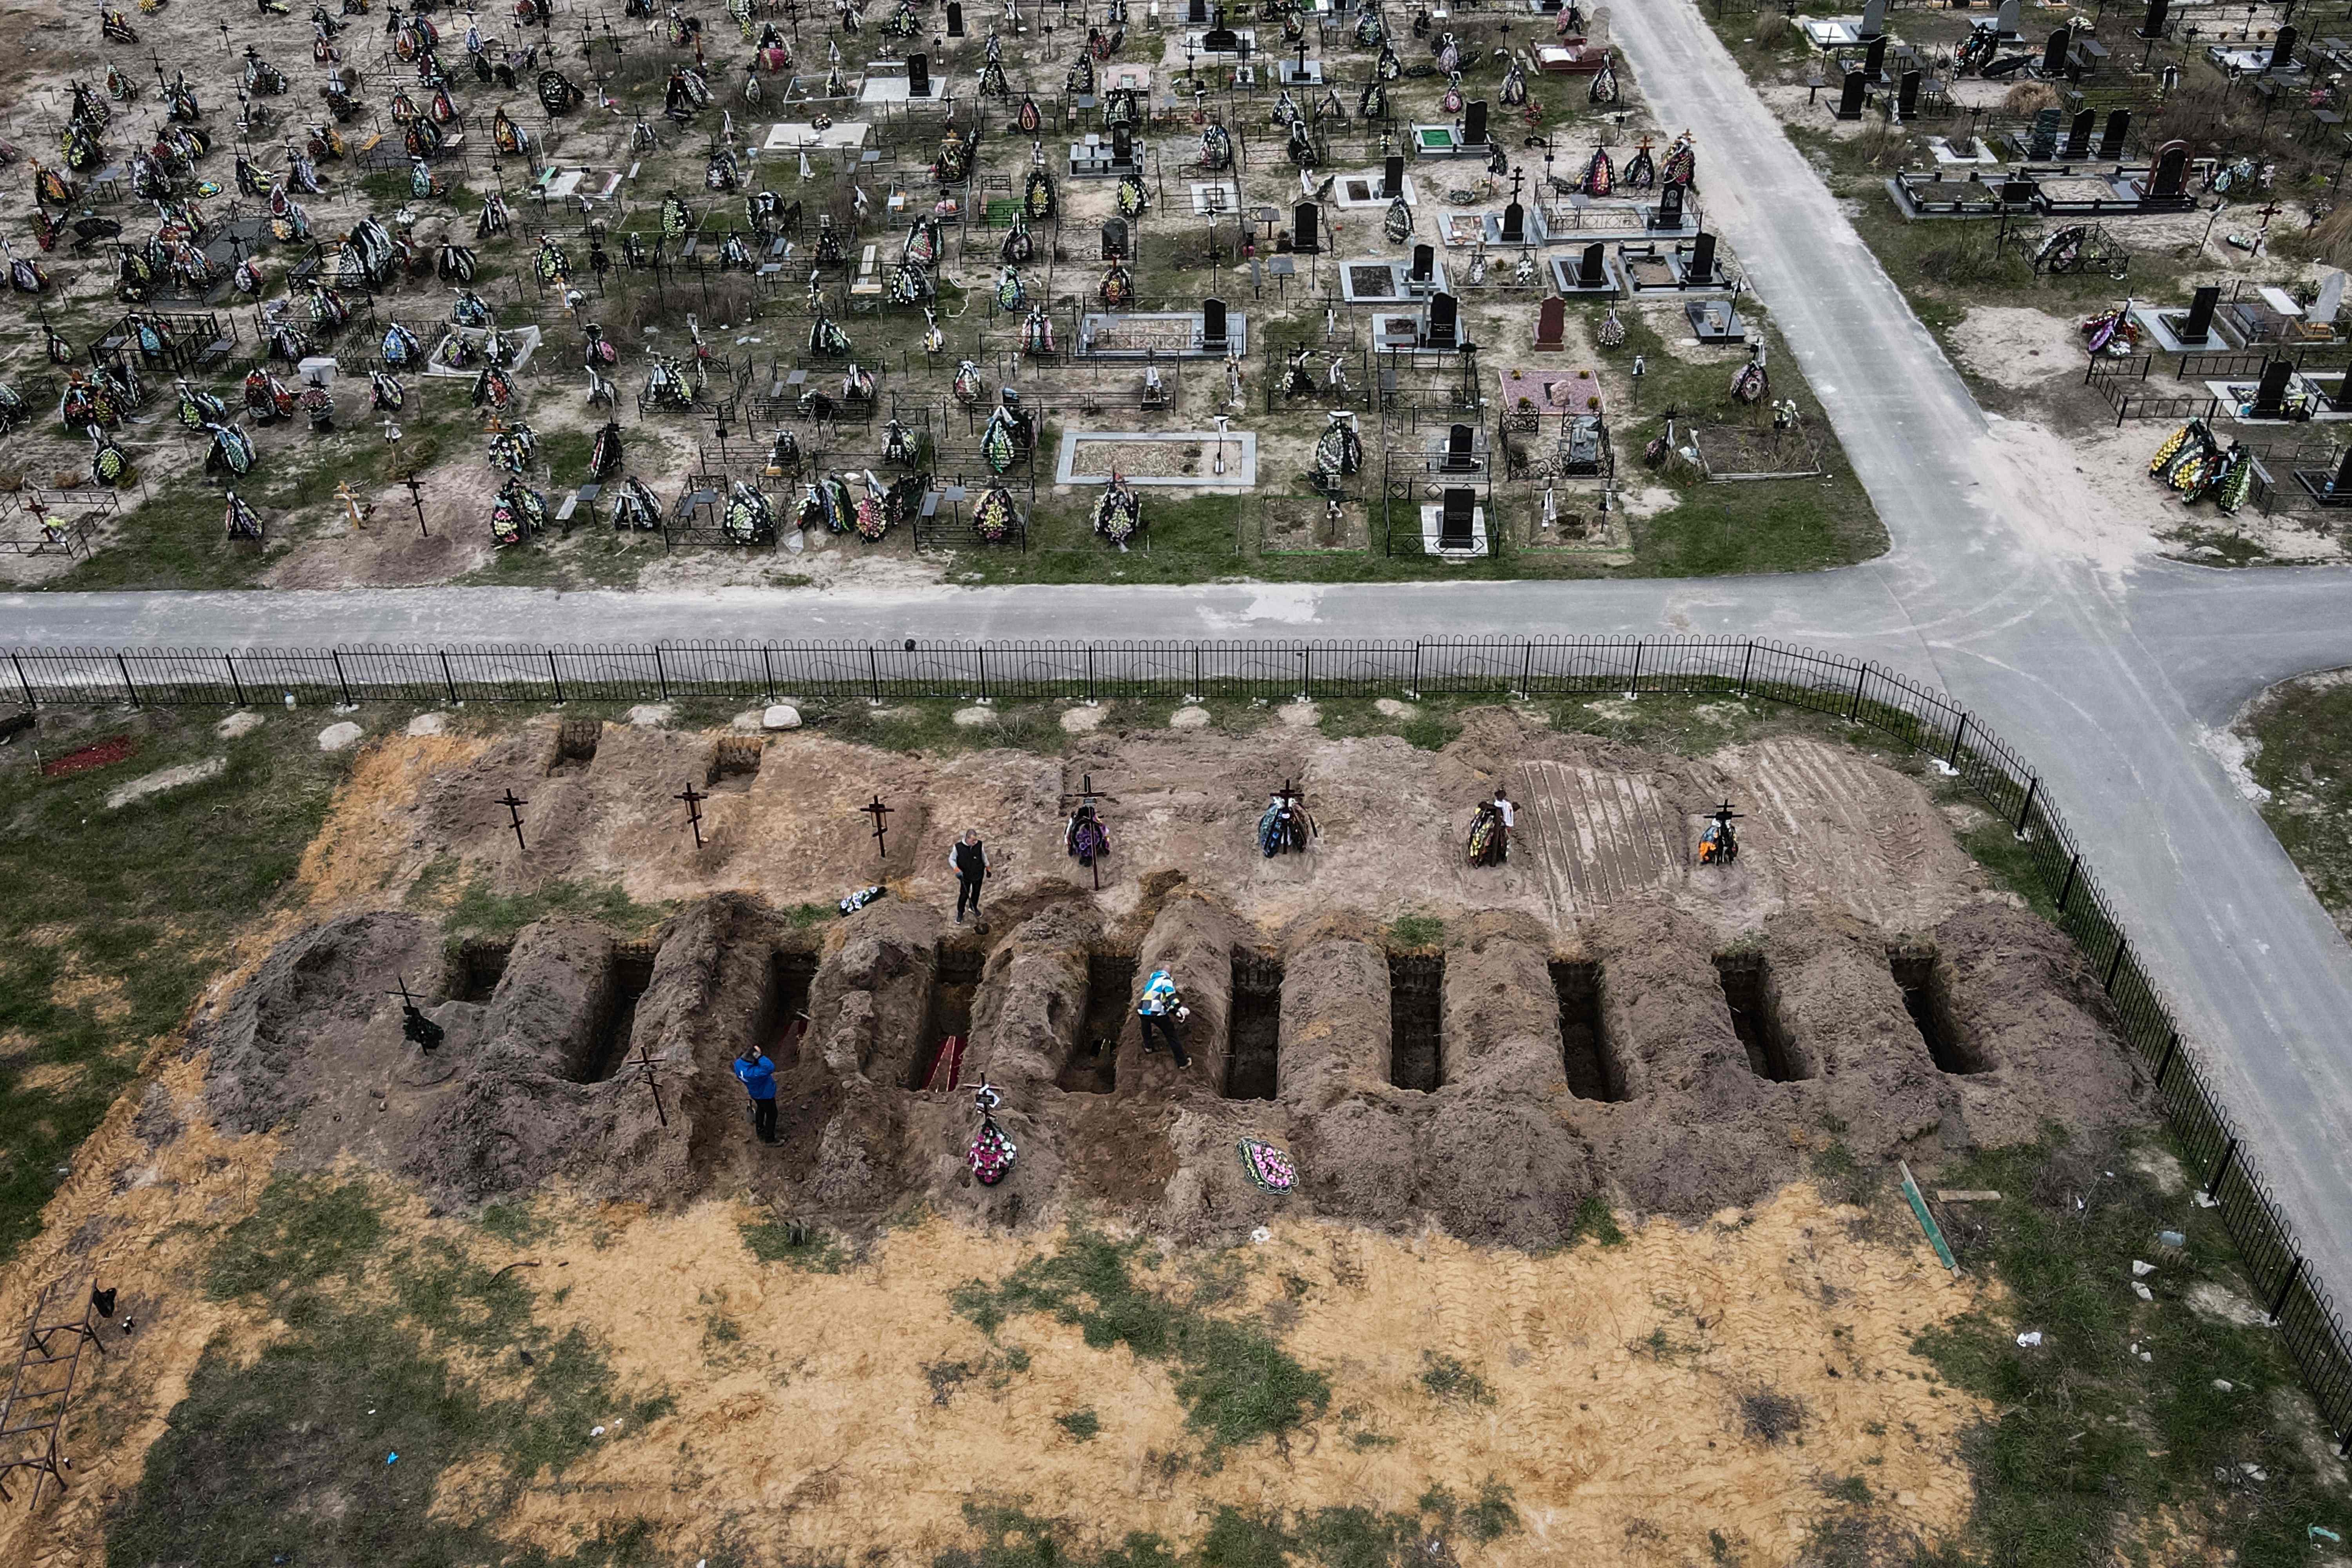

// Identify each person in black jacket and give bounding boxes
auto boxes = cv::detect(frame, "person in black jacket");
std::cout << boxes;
[950,829,988,923]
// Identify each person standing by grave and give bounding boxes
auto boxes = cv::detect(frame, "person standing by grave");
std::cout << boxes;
[950,828,989,924]
[734,1046,779,1144]
[1136,967,1192,1067]
[1490,787,1515,861]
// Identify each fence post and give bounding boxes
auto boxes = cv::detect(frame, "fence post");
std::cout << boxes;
[2056,853,2080,914]
[548,649,566,705]
[1847,661,1867,722]
[1299,644,1312,700]
[654,644,670,700]
[11,652,36,710]
[2014,774,2039,836]
[760,645,776,700]
[978,644,990,703]
[330,650,354,706]
[1623,640,1643,698]
[117,653,138,708]
[1192,644,1202,702]
[2155,1031,2179,1088]
[224,653,247,709]
[2103,938,2126,994]
[868,644,882,704]
[440,650,460,704]
[1085,646,1096,704]
[1408,642,1421,699]
[1518,640,1535,698]
[1947,711,1968,771]
[2206,1136,2238,1200]
[1736,640,1755,696]
[2270,1255,2303,1321]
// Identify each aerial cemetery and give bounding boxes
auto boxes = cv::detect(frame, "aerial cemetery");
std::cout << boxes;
[0,0,1873,584]
[1721,0,2352,563]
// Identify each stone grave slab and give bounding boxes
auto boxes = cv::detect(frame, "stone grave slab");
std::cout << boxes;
[1075,309,1248,358]
[1324,169,1417,209]
[1534,39,1608,71]
[1189,180,1243,215]
[1056,428,1259,486]
[1687,298,1747,343]
[1419,498,1490,556]
[1183,26,1258,55]
[858,63,953,106]
[1071,134,1147,178]
[1547,247,1620,295]
[1800,17,1863,47]
[1499,367,1603,421]
[783,74,864,103]
[423,324,543,379]
[1926,135,2002,169]
[1338,256,1448,303]
[2131,304,2239,355]
[1410,124,1484,158]
[765,121,874,152]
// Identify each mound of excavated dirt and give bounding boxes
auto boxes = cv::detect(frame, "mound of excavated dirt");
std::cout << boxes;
[192,715,2147,1241]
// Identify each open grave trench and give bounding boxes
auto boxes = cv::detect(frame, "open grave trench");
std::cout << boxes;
[200,882,2148,1249]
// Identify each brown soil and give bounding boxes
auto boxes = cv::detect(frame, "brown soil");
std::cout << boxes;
[182,705,2145,1249]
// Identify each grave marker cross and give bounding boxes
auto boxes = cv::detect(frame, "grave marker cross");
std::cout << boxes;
[677,780,710,848]
[862,793,896,860]
[499,789,529,852]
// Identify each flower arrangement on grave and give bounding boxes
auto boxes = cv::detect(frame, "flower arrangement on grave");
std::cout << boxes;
[1099,262,1135,310]
[972,481,1019,543]
[977,45,1009,97]
[492,477,546,546]
[611,477,663,531]
[1105,87,1140,129]
[1022,305,1055,357]
[1581,145,1613,196]
[224,491,264,540]
[438,241,477,283]
[1355,6,1384,45]
[1001,210,1035,264]
[1116,171,1149,218]
[1287,118,1316,168]
[981,407,1019,473]
[1598,308,1625,348]
[1730,352,1768,405]
[659,192,693,242]
[1017,95,1043,132]
[1023,166,1058,220]
[205,422,255,477]
[1359,78,1388,120]
[1663,132,1696,186]
[723,480,777,544]
[1272,88,1301,126]
[904,213,942,266]
[1499,59,1527,105]
[889,258,932,304]
[967,1082,1017,1186]
[1066,52,1095,96]
[1589,58,1618,105]
[953,359,986,407]
[996,265,1027,311]
[842,364,876,404]
[175,379,226,431]
[486,419,538,474]
[1238,1138,1296,1192]
[88,430,134,487]
[590,420,624,481]
[471,364,515,410]
[1199,123,1235,170]
[1092,471,1142,543]
[2081,304,2140,357]
[809,310,851,356]
[1315,412,1362,477]
[1439,74,1462,115]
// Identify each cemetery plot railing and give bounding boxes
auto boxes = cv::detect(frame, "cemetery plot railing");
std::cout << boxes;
[13,634,2352,1446]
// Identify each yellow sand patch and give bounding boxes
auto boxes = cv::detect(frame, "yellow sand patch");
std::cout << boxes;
[298,733,495,910]
[467,1188,1982,1567]
[12,1062,85,1095]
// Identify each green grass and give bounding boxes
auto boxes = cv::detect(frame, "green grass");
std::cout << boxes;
[0,708,349,1262]
[116,1176,673,1568]
[1417,1352,1495,1406]
[411,864,674,942]
[951,1230,1329,1453]
[1386,913,1445,951]
[1056,1408,1102,1442]
[739,1217,848,1272]
[1911,1135,2352,1566]
[938,1482,1518,1568]
[1566,1193,1627,1249]
[2239,674,2352,928]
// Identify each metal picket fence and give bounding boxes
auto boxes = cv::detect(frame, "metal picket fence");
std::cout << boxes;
[9,632,2352,1448]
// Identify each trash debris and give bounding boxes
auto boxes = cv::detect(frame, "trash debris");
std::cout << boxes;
[2212,1379,2234,1392]
[2313,1525,2343,1544]
[2132,1282,2153,1301]
[590,1425,606,1437]
[2139,1350,2153,1362]
[2194,1191,2218,1209]
[2016,1330,2043,1348]
[385,1452,398,1465]
[1250,1226,1272,1244]
[2159,1230,2187,1249]
[2131,1259,2156,1277]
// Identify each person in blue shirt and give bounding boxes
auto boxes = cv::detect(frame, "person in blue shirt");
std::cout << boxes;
[1136,967,1191,1068]
[734,1047,779,1143]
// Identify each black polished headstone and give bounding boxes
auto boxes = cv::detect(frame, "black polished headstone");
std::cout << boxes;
[1439,486,1475,547]
[1863,34,1887,79]
[2269,24,2297,70]
[2152,139,2188,196]
[1202,296,1228,346]
[2041,26,2068,74]
[1425,290,1458,349]
[1112,124,1134,164]
[1410,242,1434,281]
[2101,107,2131,157]
[1836,69,1867,118]
[1688,230,1716,280]
[1500,200,1525,243]
[1293,200,1320,252]
[1897,68,1921,118]
[2138,0,2166,37]
[1578,241,1604,285]
[2254,358,2292,416]
[2181,283,2219,343]
[2028,105,2060,158]
[947,0,964,33]
[1187,0,1208,21]
[1860,0,1886,38]
[2333,442,2352,495]
[2064,107,2093,158]
[1444,423,1474,468]
[1382,154,1405,197]
[1464,99,1488,145]
[1656,182,1684,228]
[1102,216,1129,259]
[908,52,931,96]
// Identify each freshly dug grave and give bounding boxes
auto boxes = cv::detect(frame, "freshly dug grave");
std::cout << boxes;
[201,878,2146,1246]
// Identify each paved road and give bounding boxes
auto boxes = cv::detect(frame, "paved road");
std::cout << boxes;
[11,0,2352,1299]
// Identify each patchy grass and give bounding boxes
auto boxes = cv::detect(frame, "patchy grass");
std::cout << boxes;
[1386,913,1446,951]
[0,707,347,1261]
[951,1230,1330,1453]
[1055,1408,1102,1442]
[1417,1352,1495,1406]
[407,864,674,942]
[739,1217,848,1272]
[116,1176,672,1568]
[2238,673,2352,930]
[1913,1134,2352,1566]
[939,1482,1517,1568]
[1566,1193,1628,1249]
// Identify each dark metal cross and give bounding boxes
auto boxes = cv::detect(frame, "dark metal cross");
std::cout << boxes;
[404,471,430,537]
[677,780,710,847]
[1058,771,1118,890]
[1274,776,1303,808]
[627,1042,669,1125]
[861,793,894,860]
[387,974,445,1051]
[499,788,529,851]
